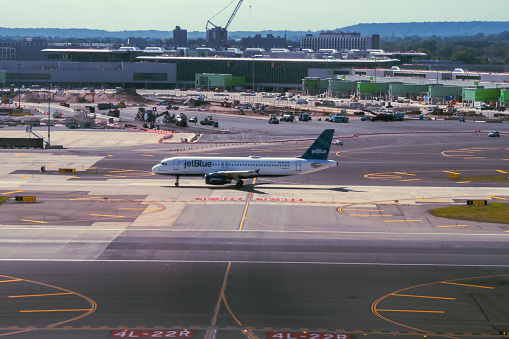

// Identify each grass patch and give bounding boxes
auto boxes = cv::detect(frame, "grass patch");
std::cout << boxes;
[458,176,509,182]
[0,196,10,205]
[430,203,509,224]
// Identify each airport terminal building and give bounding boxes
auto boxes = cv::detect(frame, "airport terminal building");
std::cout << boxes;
[1,47,508,95]
[0,48,400,91]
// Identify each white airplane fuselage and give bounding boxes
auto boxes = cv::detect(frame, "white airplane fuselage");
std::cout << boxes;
[152,129,338,188]
[152,156,337,177]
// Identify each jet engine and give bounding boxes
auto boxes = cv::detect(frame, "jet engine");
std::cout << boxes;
[205,174,232,185]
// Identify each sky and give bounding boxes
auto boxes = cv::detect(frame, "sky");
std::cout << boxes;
[5,0,509,32]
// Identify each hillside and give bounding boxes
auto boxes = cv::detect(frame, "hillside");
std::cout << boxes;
[340,21,509,38]
[0,22,508,41]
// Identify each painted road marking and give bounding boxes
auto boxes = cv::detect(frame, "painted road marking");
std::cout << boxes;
[456,181,471,184]
[417,199,447,203]
[89,214,126,218]
[391,294,456,300]
[0,279,23,283]
[256,198,302,202]
[376,309,444,314]
[496,170,508,174]
[436,225,468,228]
[119,207,158,210]
[489,196,508,200]
[20,309,92,313]
[2,190,24,195]
[20,219,48,224]
[393,172,415,176]
[238,178,256,231]
[9,292,73,298]
[69,197,103,200]
[348,214,392,217]
[443,171,460,174]
[197,198,243,201]
[441,282,494,289]
[383,220,422,223]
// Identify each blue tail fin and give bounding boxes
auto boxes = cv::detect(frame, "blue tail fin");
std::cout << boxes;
[299,129,334,160]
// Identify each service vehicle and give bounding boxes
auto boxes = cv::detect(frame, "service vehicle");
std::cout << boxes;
[329,115,349,123]
[332,139,344,145]
[268,114,279,124]
[298,113,311,121]
[175,113,188,127]
[188,116,198,123]
[200,116,215,125]
[235,104,251,109]
[280,113,295,122]
[488,131,500,137]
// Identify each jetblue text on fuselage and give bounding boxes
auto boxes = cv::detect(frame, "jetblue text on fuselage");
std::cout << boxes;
[311,149,327,155]
[183,160,213,169]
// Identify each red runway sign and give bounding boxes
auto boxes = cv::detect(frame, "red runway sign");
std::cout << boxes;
[110,330,194,338]
[196,198,243,201]
[268,333,351,339]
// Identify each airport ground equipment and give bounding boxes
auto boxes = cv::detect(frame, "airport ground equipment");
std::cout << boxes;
[175,113,188,127]
[328,114,349,123]
[298,113,311,121]
[280,113,295,122]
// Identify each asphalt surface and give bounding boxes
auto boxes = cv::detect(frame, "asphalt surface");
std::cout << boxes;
[0,113,509,339]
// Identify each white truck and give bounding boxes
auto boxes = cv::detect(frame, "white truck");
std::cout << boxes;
[474,101,486,109]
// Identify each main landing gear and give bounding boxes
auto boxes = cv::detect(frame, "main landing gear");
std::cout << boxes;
[175,175,180,187]
[235,180,244,188]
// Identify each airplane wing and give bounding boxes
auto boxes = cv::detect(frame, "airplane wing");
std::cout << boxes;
[209,169,259,179]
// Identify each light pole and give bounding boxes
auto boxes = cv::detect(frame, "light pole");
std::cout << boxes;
[47,90,51,148]
[18,61,21,108]
[436,59,439,85]
[251,56,255,91]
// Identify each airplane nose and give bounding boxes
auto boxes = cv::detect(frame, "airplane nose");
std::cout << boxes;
[152,164,160,173]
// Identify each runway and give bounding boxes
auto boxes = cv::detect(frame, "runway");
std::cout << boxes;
[0,119,508,338]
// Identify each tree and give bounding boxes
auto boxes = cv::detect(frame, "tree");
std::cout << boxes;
[452,51,477,64]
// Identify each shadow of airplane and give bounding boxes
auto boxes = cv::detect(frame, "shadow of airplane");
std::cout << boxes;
[162,183,363,194]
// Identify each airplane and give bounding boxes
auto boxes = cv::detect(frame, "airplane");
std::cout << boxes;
[152,129,337,188]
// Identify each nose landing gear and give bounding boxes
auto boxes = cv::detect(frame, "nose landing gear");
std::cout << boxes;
[235,180,244,188]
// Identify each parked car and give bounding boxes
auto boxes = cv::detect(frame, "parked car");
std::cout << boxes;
[188,116,198,123]
[488,131,500,137]
[332,139,344,146]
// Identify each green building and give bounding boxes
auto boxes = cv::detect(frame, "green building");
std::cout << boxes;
[389,84,429,98]
[195,73,245,91]
[0,70,5,86]
[501,90,509,103]
[329,79,357,97]
[357,82,389,99]
[302,77,329,95]
[462,88,501,102]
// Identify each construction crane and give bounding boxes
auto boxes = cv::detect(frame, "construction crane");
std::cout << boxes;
[206,0,244,48]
